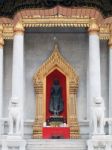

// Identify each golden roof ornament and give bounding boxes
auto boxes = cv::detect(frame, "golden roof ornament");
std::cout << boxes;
[88,18,99,34]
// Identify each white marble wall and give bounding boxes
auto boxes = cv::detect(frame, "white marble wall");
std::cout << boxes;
[24,32,88,120]
[3,29,109,123]
[100,40,109,116]
[3,40,13,117]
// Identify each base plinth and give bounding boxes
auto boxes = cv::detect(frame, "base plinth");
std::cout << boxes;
[42,127,70,139]
[1,139,26,150]
[7,135,22,140]
[47,116,66,127]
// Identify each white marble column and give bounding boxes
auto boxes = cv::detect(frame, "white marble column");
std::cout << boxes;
[88,19,101,117]
[0,25,4,135]
[11,22,24,136]
[12,22,24,105]
[109,34,112,134]
[87,19,102,136]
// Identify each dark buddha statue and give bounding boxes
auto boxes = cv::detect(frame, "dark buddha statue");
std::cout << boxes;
[49,79,64,116]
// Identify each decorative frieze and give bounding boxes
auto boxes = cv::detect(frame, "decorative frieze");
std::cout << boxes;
[3,24,13,39]
[0,15,111,40]
[99,25,110,40]
[22,15,90,28]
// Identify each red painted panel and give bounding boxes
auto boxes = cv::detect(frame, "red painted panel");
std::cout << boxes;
[46,69,67,121]
[42,127,70,139]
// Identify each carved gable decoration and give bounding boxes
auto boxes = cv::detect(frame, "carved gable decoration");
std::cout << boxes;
[33,44,79,85]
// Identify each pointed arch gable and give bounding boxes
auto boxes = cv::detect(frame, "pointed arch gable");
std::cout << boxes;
[33,44,79,85]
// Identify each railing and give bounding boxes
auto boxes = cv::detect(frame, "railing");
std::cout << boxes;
[87,118,112,150]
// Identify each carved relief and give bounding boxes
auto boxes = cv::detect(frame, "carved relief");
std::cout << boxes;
[33,44,80,138]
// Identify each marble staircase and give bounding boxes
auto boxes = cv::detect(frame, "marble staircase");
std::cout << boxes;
[26,139,87,150]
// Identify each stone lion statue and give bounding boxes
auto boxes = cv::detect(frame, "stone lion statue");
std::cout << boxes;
[91,97,105,135]
[8,97,23,135]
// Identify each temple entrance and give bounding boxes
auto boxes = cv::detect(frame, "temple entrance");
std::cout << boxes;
[33,44,80,139]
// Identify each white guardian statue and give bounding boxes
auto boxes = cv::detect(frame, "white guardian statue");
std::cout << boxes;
[91,97,105,135]
[8,97,23,136]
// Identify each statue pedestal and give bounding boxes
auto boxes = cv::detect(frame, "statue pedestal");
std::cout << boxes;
[87,135,112,150]
[47,116,66,127]
[42,127,70,139]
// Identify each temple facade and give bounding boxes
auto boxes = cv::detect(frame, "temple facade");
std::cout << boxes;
[0,0,112,150]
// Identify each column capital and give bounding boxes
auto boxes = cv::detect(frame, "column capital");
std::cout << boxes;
[88,18,99,35]
[0,24,4,48]
[14,21,24,35]
[0,24,3,34]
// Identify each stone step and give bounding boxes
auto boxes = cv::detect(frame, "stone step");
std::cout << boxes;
[26,139,87,150]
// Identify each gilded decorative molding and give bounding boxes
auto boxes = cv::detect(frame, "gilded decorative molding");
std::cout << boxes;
[99,25,110,40]
[108,25,112,48]
[108,35,112,48]
[33,43,80,139]
[88,18,99,34]
[0,24,4,48]
[14,21,24,35]
[22,15,90,28]
[0,37,4,48]
[0,24,3,35]
[3,24,13,39]
[0,15,112,39]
